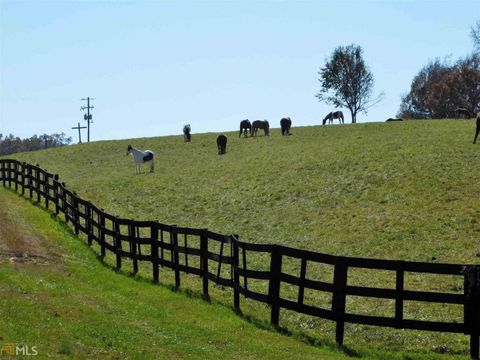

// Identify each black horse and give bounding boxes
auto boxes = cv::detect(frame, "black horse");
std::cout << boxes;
[280,117,292,136]
[252,120,270,136]
[217,134,228,154]
[474,113,480,144]
[323,111,344,125]
[456,108,471,119]
[239,119,252,137]
[183,124,191,142]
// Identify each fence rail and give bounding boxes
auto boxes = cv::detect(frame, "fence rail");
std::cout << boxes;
[1,159,479,359]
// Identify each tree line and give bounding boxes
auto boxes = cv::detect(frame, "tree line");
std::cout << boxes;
[397,55,480,119]
[0,133,72,156]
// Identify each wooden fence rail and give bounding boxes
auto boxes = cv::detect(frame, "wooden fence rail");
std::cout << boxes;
[1,159,479,359]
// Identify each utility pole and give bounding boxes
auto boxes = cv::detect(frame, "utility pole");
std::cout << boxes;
[71,122,87,144]
[80,97,94,142]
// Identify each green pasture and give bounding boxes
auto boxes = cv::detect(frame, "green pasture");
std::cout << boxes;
[0,188,350,359]
[3,119,479,358]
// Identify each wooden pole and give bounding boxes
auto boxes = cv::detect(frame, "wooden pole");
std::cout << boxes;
[71,122,86,144]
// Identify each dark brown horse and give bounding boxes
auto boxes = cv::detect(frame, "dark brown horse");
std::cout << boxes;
[323,111,344,125]
[217,134,228,154]
[183,124,191,142]
[280,117,292,136]
[252,120,269,136]
[456,108,471,119]
[239,119,252,137]
[474,113,480,144]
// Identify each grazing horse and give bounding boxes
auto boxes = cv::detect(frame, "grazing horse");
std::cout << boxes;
[183,124,191,142]
[474,113,480,144]
[280,117,292,136]
[239,119,252,137]
[385,118,403,122]
[252,120,270,136]
[126,145,154,175]
[217,134,228,154]
[456,108,471,119]
[323,111,344,125]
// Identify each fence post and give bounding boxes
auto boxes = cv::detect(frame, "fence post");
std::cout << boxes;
[73,193,79,235]
[20,163,26,196]
[7,161,12,188]
[151,223,160,284]
[35,165,41,203]
[297,258,307,305]
[200,229,210,301]
[269,245,282,327]
[172,226,181,290]
[332,257,348,347]
[53,175,60,215]
[63,185,69,224]
[232,235,241,314]
[464,265,480,360]
[14,162,19,192]
[114,218,122,271]
[1,160,5,187]
[86,202,93,246]
[28,165,33,199]
[44,172,50,210]
[99,211,106,259]
[395,261,405,329]
[128,222,139,274]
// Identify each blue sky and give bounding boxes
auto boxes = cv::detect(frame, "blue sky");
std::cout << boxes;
[1,1,478,141]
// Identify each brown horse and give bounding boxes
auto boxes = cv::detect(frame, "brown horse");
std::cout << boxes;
[474,113,480,144]
[280,117,292,136]
[323,111,344,125]
[217,134,228,154]
[239,119,252,137]
[385,118,403,122]
[183,124,191,142]
[252,120,270,136]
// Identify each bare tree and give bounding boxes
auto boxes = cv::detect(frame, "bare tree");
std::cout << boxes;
[316,44,384,123]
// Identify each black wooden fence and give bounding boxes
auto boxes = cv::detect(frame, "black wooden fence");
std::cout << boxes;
[1,159,479,359]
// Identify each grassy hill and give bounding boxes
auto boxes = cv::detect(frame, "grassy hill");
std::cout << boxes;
[0,187,350,359]
[3,119,479,358]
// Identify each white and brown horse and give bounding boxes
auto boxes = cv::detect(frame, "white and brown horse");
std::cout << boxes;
[126,145,154,174]
[323,111,344,125]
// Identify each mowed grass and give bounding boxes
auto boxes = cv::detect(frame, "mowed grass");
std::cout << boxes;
[5,119,480,357]
[0,188,349,360]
